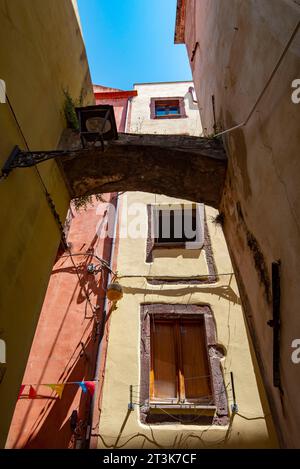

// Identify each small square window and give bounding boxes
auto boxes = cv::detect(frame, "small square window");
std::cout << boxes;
[151,204,204,250]
[150,97,187,119]
[155,100,180,117]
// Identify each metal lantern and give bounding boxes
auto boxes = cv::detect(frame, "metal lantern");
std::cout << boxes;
[0,106,118,178]
[76,104,118,147]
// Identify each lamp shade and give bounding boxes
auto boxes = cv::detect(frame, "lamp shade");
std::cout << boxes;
[76,105,118,143]
[107,282,123,302]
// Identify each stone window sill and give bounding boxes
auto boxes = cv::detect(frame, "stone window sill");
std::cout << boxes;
[149,404,216,415]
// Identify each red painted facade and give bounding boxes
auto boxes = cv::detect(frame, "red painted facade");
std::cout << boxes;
[94,84,137,132]
[6,86,134,449]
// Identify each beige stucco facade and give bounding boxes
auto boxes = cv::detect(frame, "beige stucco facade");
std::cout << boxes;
[129,81,202,135]
[96,82,278,448]
[175,0,300,448]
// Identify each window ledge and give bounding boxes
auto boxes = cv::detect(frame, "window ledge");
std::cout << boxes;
[149,404,217,415]
[154,115,187,119]
[153,242,202,249]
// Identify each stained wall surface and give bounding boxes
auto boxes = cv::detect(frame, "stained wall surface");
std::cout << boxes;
[6,195,116,449]
[96,82,278,449]
[180,0,300,447]
[130,82,202,135]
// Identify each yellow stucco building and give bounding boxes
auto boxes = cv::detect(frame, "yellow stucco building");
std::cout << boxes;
[96,82,278,448]
[0,0,93,447]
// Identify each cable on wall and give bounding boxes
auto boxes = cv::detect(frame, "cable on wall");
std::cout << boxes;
[4,91,68,248]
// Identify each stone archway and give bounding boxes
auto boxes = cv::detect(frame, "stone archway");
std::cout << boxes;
[58,131,227,209]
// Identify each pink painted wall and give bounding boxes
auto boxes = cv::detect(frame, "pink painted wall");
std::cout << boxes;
[95,96,129,132]
[6,195,116,449]
[6,86,134,449]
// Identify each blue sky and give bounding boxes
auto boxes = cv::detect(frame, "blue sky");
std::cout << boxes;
[77,0,192,90]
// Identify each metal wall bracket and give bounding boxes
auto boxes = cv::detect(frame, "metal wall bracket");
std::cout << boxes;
[1,145,68,178]
[1,105,118,179]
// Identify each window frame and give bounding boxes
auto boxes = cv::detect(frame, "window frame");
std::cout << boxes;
[150,97,187,120]
[140,304,229,425]
[150,315,213,406]
[152,204,203,249]
[146,204,204,263]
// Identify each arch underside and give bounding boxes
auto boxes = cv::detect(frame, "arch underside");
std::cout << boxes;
[58,131,227,209]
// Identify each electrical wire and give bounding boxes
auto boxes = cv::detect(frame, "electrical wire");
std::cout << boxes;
[4,90,68,247]
[131,371,233,386]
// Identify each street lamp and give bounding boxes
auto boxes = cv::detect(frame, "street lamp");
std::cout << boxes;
[1,105,118,177]
[76,104,118,148]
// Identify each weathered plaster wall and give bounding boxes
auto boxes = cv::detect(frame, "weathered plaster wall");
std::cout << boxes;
[96,82,277,449]
[0,0,93,447]
[95,96,129,132]
[6,195,116,449]
[97,196,277,449]
[130,82,202,136]
[182,0,300,447]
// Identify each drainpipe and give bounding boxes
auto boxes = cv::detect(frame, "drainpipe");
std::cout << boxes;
[86,192,119,448]
[125,96,133,133]
[94,195,119,376]
[188,85,198,103]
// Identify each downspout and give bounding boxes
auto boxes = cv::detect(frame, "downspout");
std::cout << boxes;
[93,198,119,383]
[85,194,119,449]
[125,95,133,133]
[86,191,119,447]
[188,85,198,103]
[87,93,133,448]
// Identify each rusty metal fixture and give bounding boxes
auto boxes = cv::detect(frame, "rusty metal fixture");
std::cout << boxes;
[76,104,118,148]
[0,104,118,177]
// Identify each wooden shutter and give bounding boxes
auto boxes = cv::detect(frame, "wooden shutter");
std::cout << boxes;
[180,318,211,400]
[151,321,177,400]
[150,316,212,403]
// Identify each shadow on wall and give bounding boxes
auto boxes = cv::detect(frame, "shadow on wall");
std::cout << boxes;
[184,90,199,111]
[152,248,202,260]
[95,408,271,449]
[52,255,106,308]
[121,284,241,305]
[11,333,95,449]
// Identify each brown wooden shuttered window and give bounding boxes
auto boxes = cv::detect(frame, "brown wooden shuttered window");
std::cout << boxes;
[150,321,177,400]
[150,316,212,404]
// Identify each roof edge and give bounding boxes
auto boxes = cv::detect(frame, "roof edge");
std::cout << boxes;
[133,80,193,87]
[174,0,186,44]
[94,90,137,99]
